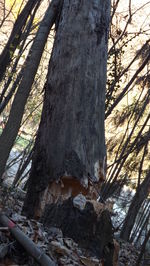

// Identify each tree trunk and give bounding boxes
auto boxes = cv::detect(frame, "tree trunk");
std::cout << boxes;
[41,198,114,266]
[23,0,111,218]
[135,228,150,266]
[120,170,150,241]
[0,0,40,82]
[0,0,62,179]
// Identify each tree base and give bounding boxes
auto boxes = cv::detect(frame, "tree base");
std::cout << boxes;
[41,197,114,266]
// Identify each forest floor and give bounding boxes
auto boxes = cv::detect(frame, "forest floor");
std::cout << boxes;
[0,182,143,266]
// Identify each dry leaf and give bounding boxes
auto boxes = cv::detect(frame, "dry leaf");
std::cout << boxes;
[80,256,100,266]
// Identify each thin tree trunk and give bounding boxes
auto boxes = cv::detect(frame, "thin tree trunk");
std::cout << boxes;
[105,51,150,118]
[0,0,41,106]
[135,207,150,245]
[106,39,150,111]
[135,228,150,266]
[12,149,32,187]
[0,0,41,82]
[0,0,62,179]
[23,0,111,218]
[120,170,150,241]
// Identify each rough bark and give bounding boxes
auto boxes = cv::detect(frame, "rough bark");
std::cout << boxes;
[0,0,62,179]
[120,170,150,241]
[23,0,111,218]
[41,198,114,266]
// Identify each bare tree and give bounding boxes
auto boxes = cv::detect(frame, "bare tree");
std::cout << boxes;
[120,169,150,241]
[23,0,111,218]
[0,0,62,179]
[0,0,41,82]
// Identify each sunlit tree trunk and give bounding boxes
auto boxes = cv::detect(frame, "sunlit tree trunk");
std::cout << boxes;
[120,170,150,241]
[23,0,111,218]
[0,0,40,82]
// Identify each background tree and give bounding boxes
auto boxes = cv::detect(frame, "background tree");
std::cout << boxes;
[0,0,61,179]
[120,169,150,241]
[101,0,150,253]
[0,0,41,82]
[101,0,150,202]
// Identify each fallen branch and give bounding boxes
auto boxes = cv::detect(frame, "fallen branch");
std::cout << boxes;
[0,212,56,266]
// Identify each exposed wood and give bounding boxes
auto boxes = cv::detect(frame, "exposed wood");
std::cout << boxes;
[34,176,103,218]
[113,239,119,266]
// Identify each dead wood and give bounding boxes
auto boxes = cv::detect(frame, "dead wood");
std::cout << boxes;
[41,197,114,266]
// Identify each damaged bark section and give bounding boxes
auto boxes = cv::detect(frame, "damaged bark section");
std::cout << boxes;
[41,198,114,266]
[23,0,110,218]
[34,176,100,218]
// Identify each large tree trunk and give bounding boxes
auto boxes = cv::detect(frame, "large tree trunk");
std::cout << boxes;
[23,0,111,218]
[120,170,150,241]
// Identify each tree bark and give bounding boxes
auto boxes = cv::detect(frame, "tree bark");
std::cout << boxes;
[120,170,150,241]
[41,198,114,266]
[0,0,62,179]
[23,0,111,218]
